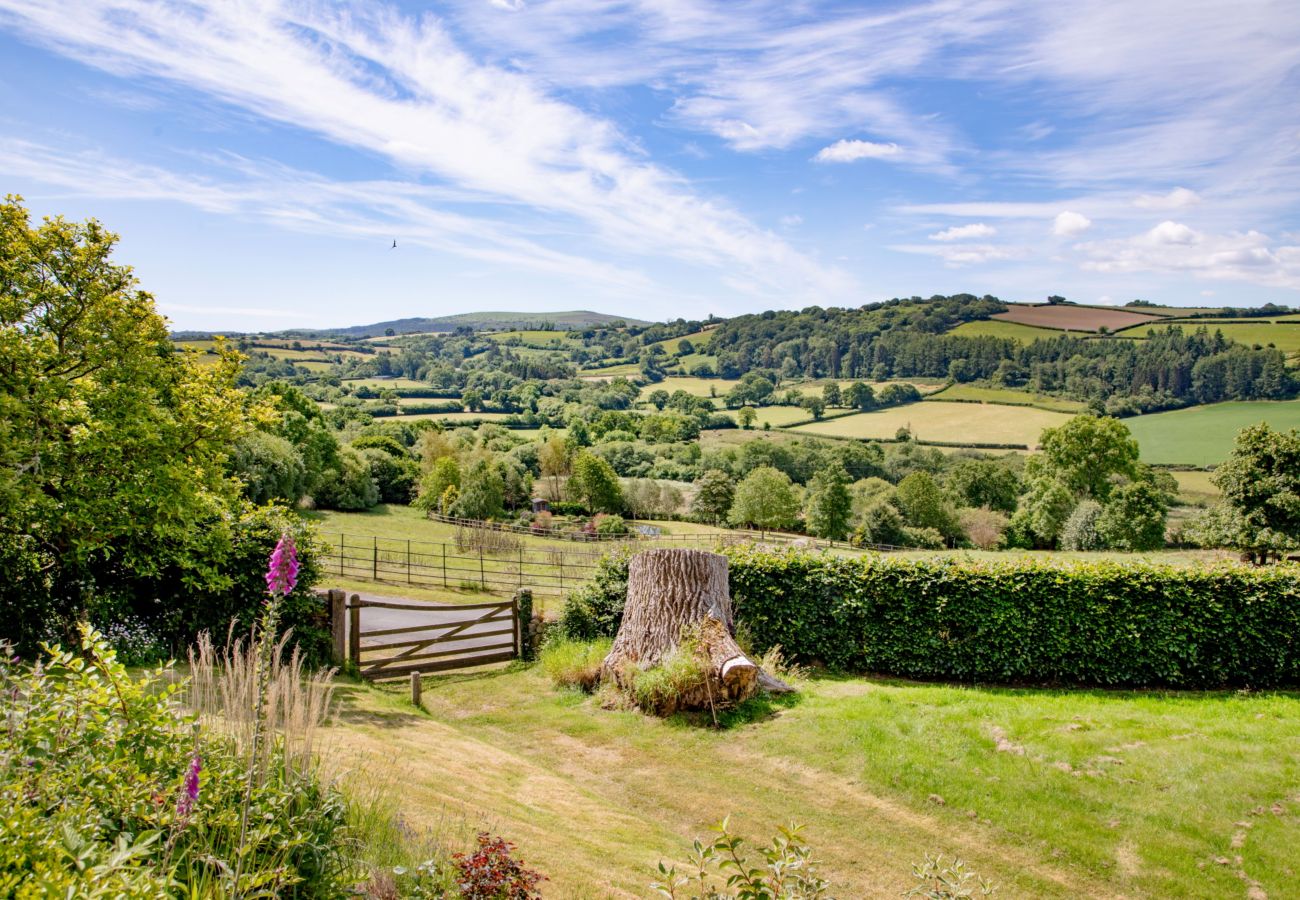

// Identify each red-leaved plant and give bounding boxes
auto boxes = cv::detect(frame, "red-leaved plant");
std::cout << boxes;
[453,832,546,900]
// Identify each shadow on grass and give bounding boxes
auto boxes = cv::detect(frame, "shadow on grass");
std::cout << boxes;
[664,688,805,731]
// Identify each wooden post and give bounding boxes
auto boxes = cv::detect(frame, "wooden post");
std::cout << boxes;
[338,534,344,576]
[330,589,346,665]
[479,546,485,590]
[441,543,447,588]
[372,536,378,580]
[409,671,422,707]
[518,547,524,589]
[511,595,521,659]
[407,539,412,584]
[348,595,361,665]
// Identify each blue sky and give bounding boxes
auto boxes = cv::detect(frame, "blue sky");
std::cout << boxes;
[1,1,1298,331]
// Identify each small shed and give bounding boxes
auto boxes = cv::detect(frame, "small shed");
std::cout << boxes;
[530,497,550,513]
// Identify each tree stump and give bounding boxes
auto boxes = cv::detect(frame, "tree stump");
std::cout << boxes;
[601,549,791,712]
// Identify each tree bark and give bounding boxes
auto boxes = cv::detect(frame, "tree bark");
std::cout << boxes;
[601,549,791,712]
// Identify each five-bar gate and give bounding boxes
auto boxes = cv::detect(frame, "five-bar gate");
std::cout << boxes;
[344,595,519,681]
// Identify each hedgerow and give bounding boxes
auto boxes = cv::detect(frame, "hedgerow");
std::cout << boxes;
[725,548,1300,688]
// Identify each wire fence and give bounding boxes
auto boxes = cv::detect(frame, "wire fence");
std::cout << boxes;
[319,526,897,598]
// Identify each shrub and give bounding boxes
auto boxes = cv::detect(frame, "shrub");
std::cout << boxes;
[1060,500,1104,551]
[555,549,632,641]
[452,832,546,900]
[905,854,996,898]
[958,507,1009,550]
[0,625,352,896]
[540,637,611,691]
[625,634,710,716]
[595,513,630,535]
[652,817,830,899]
[725,547,1300,688]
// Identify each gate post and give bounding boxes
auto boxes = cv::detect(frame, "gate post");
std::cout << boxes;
[329,589,346,665]
[348,595,361,666]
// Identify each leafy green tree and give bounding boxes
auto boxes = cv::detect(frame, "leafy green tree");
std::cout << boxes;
[822,383,842,407]
[228,431,307,505]
[416,456,461,512]
[691,470,735,525]
[568,450,624,514]
[736,406,757,429]
[800,395,826,419]
[315,447,379,511]
[453,456,505,520]
[728,467,799,534]
[1207,424,1300,562]
[1037,415,1139,501]
[1011,476,1076,548]
[648,389,670,410]
[895,472,961,543]
[0,197,250,650]
[804,470,853,540]
[361,447,419,504]
[946,458,1020,513]
[1097,482,1168,551]
[1059,500,1105,551]
[844,381,875,410]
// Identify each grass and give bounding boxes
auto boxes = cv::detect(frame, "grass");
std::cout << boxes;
[993,305,1163,333]
[1110,321,1300,355]
[487,330,584,348]
[325,667,1300,897]
[1124,400,1300,466]
[343,377,442,390]
[578,363,642,378]
[650,328,717,355]
[392,411,510,422]
[645,375,739,397]
[948,319,1063,344]
[790,402,1074,447]
[1170,469,1221,503]
[927,384,1087,413]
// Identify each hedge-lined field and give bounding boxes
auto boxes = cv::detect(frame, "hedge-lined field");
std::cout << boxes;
[726,549,1300,688]
[789,401,1072,446]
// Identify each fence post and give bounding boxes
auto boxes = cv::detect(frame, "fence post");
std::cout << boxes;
[479,546,485,590]
[409,671,422,707]
[518,546,524,589]
[329,589,346,665]
[407,539,412,585]
[372,536,378,580]
[441,543,447,588]
[348,595,361,666]
[338,534,344,576]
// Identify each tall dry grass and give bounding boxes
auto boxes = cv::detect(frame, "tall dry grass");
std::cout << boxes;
[186,628,337,778]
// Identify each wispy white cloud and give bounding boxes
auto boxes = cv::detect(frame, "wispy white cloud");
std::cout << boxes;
[1052,211,1092,237]
[929,222,995,241]
[1134,187,1200,210]
[0,0,847,303]
[891,242,1031,267]
[813,139,901,163]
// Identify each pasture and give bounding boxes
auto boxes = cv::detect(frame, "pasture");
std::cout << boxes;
[342,377,434,390]
[948,318,1062,344]
[647,375,736,397]
[1125,400,1300,466]
[392,410,510,422]
[650,327,717,354]
[328,666,1300,898]
[487,329,583,348]
[790,401,1074,446]
[928,384,1087,413]
[994,305,1162,333]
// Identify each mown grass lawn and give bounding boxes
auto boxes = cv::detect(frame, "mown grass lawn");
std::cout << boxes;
[326,668,1300,898]
[1126,400,1300,466]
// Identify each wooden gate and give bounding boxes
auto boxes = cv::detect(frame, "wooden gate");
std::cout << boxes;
[346,596,519,681]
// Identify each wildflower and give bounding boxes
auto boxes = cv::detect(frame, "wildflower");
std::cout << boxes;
[176,754,201,818]
[265,533,299,597]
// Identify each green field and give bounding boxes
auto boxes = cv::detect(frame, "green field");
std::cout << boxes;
[750,405,816,427]
[342,377,433,390]
[330,665,1300,897]
[1170,469,1221,504]
[577,362,641,378]
[1112,320,1300,354]
[387,410,507,422]
[790,402,1073,446]
[928,384,1087,413]
[651,327,717,354]
[1125,401,1300,465]
[647,375,737,397]
[948,319,1062,344]
[487,329,583,348]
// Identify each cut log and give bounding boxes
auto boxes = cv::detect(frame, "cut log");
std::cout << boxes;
[601,548,791,711]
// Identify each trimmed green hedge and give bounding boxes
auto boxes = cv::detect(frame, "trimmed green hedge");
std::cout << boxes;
[725,548,1300,688]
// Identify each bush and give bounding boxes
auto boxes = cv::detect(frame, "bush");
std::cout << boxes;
[1060,500,1104,551]
[595,513,630,535]
[452,833,546,899]
[540,637,611,691]
[652,818,830,898]
[724,548,1300,688]
[0,626,352,896]
[625,634,710,716]
[555,550,632,641]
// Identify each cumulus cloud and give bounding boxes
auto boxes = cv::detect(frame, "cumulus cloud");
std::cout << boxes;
[813,139,902,163]
[1053,211,1093,236]
[1135,187,1201,209]
[1077,223,1300,288]
[780,214,803,227]
[929,223,996,241]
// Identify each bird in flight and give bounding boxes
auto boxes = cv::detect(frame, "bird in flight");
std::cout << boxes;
[391,239,397,249]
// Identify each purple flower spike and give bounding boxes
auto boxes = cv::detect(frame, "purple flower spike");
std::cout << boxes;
[176,754,201,818]
[265,533,299,597]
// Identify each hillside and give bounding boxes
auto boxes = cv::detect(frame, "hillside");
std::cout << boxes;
[298,309,651,339]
